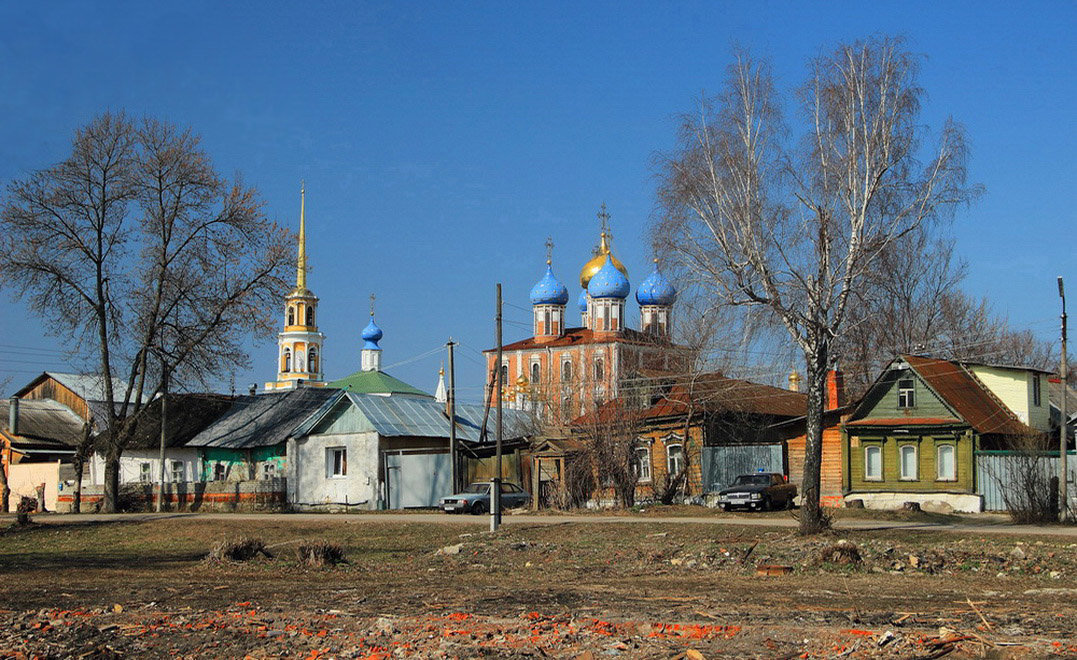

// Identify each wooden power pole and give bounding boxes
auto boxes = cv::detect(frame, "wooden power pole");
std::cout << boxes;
[1059,276,1069,520]
[492,283,503,531]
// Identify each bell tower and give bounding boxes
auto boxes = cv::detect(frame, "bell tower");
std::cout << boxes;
[266,182,327,391]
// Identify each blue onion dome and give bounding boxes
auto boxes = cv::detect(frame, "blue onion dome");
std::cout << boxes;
[636,259,677,306]
[529,262,570,305]
[577,288,589,312]
[361,316,383,349]
[587,255,631,299]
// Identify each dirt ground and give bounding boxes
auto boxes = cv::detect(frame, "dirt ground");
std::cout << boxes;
[1,513,1075,659]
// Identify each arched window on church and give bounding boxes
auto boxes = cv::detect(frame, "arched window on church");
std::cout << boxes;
[531,362,540,386]
[562,360,572,383]
[282,348,292,373]
[295,351,305,374]
[308,347,318,374]
[287,306,295,326]
[500,365,508,387]
[306,306,314,326]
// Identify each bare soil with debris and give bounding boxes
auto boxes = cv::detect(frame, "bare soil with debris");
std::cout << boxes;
[1,515,1075,658]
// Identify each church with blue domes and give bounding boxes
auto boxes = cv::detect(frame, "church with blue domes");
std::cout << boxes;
[486,205,689,427]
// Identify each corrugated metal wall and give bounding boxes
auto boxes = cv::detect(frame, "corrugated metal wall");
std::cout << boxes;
[975,451,1077,511]
[701,444,783,492]
[385,451,452,508]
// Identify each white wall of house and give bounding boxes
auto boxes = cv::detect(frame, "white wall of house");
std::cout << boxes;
[7,461,61,511]
[290,431,380,509]
[969,366,1050,431]
[86,448,201,486]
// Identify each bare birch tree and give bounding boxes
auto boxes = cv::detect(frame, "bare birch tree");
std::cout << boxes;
[0,112,292,511]
[653,37,978,533]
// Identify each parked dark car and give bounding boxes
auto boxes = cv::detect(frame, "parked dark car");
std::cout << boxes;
[440,482,530,514]
[716,473,797,511]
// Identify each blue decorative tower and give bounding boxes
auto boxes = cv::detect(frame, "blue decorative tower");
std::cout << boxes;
[587,255,631,335]
[636,259,677,338]
[530,238,569,342]
[361,293,384,371]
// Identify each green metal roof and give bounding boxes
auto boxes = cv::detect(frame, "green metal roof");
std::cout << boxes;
[327,370,431,397]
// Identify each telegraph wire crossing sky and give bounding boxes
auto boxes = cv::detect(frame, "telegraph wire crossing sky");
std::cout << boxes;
[0,2,1073,399]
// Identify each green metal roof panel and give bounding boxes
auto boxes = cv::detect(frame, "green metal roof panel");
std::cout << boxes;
[327,370,431,397]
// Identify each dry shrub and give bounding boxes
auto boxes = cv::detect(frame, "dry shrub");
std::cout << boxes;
[296,541,347,567]
[207,537,273,562]
[817,540,862,566]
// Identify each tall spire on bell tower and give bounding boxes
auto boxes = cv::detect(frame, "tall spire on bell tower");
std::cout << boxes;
[295,181,308,293]
[266,181,326,391]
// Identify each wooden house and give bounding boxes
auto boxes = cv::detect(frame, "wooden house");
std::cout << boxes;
[841,355,1043,512]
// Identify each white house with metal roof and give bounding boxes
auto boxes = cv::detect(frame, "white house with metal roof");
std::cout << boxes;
[287,391,535,509]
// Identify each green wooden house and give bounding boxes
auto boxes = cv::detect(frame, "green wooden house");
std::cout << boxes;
[842,355,1038,513]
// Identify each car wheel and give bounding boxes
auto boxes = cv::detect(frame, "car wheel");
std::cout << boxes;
[470,501,486,515]
[785,496,795,510]
[761,497,771,512]
[719,503,730,512]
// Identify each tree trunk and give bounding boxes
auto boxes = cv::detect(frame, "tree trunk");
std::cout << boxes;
[799,338,830,535]
[72,455,84,514]
[103,448,120,513]
[0,447,9,513]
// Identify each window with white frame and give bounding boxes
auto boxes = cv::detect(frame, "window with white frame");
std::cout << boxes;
[936,444,956,481]
[327,447,347,478]
[561,360,572,383]
[530,361,540,385]
[864,444,883,481]
[213,463,227,481]
[170,460,184,483]
[139,462,152,483]
[666,443,684,476]
[897,378,915,408]
[899,444,918,480]
[632,445,651,482]
[262,461,277,480]
[594,358,604,382]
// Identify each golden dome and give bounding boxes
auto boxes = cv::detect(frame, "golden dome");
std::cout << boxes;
[579,232,628,288]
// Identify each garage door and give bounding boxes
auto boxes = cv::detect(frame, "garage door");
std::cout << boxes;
[385,451,452,509]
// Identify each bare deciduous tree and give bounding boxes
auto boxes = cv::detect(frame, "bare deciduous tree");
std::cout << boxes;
[838,229,1069,397]
[574,399,645,508]
[653,37,978,533]
[0,112,293,512]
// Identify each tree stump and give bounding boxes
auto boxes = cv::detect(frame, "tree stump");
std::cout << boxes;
[902,501,922,512]
[846,499,864,509]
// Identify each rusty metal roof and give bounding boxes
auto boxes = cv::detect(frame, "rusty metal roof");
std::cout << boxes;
[846,417,962,427]
[903,355,1032,436]
[572,372,806,427]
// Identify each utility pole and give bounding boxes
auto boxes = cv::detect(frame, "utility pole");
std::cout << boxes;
[155,368,169,513]
[447,339,458,493]
[491,283,503,532]
[1059,276,1069,520]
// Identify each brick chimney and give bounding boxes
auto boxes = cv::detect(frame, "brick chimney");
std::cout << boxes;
[826,369,845,410]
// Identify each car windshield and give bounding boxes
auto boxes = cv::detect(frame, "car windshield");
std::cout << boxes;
[464,483,491,494]
[733,475,771,486]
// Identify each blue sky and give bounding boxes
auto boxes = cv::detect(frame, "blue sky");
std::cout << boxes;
[1,2,1073,402]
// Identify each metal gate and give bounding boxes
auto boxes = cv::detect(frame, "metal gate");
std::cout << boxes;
[701,444,783,492]
[385,451,452,509]
[976,450,1076,511]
